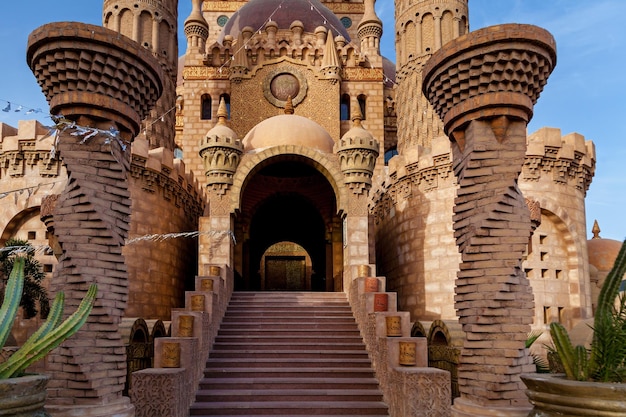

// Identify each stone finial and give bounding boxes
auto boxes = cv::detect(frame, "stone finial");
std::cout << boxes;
[284,96,294,115]
[337,99,379,194]
[321,30,341,83]
[230,33,249,83]
[592,220,601,239]
[199,98,242,192]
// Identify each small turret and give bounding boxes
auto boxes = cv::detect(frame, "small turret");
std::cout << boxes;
[199,98,243,193]
[184,0,209,57]
[337,99,380,194]
[358,0,383,62]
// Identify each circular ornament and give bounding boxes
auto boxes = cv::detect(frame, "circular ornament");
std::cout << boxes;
[263,68,308,107]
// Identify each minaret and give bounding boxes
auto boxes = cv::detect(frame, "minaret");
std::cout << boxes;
[184,0,209,61]
[103,0,179,150]
[394,0,468,152]
[357,0,383,65]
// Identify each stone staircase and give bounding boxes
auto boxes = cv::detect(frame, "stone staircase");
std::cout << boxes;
[189,291,390,416]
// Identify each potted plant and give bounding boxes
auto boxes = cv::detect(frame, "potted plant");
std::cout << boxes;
[0,253,97,416]
[521,239,626,416]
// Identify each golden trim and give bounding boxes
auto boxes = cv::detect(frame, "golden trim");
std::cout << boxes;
[203,1,245,12]
[342,67,384,81]
[183,66,230,80]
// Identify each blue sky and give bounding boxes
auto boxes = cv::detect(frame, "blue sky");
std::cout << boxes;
[0,1,624,241]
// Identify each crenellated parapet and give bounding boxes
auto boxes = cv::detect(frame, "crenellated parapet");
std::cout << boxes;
[523,127,596,193]
[371,135,454,224]
[0,121,60,179]
[130,137,205,222]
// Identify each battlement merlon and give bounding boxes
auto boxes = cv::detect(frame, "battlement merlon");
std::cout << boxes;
[131,136,200,197]
[527,127,596,167]
[0,120,55,152]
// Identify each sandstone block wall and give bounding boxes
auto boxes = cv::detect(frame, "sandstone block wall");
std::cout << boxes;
[126,137,205,319]
[373,136,460,321]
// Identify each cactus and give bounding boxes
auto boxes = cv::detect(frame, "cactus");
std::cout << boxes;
[549,238,626,382]
[0,257,26,349]
[0,256,97,379]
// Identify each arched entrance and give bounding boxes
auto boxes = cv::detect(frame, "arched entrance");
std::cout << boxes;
[235,158,341,291]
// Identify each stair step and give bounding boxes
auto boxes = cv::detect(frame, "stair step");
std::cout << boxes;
[205,358,373,368]
[189,401,389,416]
[209,349,369,359]
[195,388,384,402]
[204,367,377,378]
[198,377,382,390]
[190,292,389,416]
[212,342,366,351]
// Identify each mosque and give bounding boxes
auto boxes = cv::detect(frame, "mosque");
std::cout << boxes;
[0,0,613,416]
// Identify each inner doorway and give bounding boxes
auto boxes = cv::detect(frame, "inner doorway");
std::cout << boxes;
[261,241,312,290]
[235,158,341,291]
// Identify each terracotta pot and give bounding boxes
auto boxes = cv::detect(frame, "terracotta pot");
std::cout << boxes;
[373,293,388,312]
[364,277,379,292]
[0,374,50,416]
[521,373,626,416]
[385,315,402,337]
[399,341,417,366]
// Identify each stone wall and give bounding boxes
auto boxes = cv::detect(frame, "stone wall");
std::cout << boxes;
[520,127,596,328]
[126,137,205,319]
[373,136,460,321]
[372,127,595,331]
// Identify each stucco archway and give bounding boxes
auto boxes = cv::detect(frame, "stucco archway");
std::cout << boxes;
[232,152,344,291]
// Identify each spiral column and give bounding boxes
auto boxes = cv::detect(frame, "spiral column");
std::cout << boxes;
[422,24,556,415]
[27,22,163,416]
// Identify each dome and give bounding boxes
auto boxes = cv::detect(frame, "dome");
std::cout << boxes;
[243,114,334,153]
[588,237,622,272]
[219,0,351,44]
[383,57,396,88]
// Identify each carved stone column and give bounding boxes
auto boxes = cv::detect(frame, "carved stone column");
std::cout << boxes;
[27,22,163,416]
[422,24,556,415]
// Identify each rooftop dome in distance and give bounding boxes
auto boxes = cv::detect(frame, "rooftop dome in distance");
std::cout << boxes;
[243,114,334,153]
[218,0,351,44]
[382,57,396,88]
[587,220,622,272]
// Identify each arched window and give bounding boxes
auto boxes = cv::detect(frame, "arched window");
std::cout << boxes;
[201,94,212,120]
[340,94,350,121]
[219,93,231,119]
[357,94,367,120]
[384,147,398,165]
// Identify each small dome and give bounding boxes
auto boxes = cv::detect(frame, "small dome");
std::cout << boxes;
[206,123,237,141]
[219,0,351,44]
[588,237,622,272]
[243,114,334,153]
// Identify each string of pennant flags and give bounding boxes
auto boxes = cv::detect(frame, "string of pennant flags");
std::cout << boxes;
[0,230,236,258]
[0,98,44,116]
